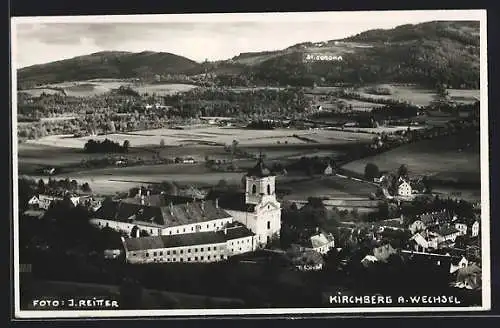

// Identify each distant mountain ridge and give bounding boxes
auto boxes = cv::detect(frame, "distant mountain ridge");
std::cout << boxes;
[18,51,204,88]
[17,20,480,89]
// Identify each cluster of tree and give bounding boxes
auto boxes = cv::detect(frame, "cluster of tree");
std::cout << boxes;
[401,195,476,224]
[41,178,92,194]
[286,156,337,176]
[83,139,130,153]
[280,198,341,249]
[111,86,141,97]
[18,177,92,211]
[371,103,421,119]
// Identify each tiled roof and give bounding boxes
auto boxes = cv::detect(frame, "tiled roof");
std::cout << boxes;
[94,198,232,227]
[206,191,256,213]
[309,232,334,248]
[432,224,460,237]
[123,223,254,251]
[419,211,449,225]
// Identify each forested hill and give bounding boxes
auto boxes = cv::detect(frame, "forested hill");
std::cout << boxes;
[238,21,480,89]
[17,51,204,88]
[17,21,480,89]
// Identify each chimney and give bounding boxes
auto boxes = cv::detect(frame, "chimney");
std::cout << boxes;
[169,202,173,215]
[224,227,227,235]
[215,198,219,209]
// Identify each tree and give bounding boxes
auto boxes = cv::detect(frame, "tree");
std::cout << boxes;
[81,182,92,192]
[230,139,239,161]
[217,179,228,189]
[70,180,78,191]
[123,140,130,152]
[364,163,380,180]
[397,164,409,179]
[37,179,46,194]
[422,176,433,194]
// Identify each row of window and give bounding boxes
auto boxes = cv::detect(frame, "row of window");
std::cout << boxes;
[229,239,251,246]
[251,184,273,195]
[133,245,222,258]
[165,220,231,235]
[148,254,227,263]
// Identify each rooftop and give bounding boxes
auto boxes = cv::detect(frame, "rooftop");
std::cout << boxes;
[308,232,335,249]
[94,198,232,227]
[123,223,254,251]
[206,191,256,213]
[419,210,449,225]
[431,224,460,237]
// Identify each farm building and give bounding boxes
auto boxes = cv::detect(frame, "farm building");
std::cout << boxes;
[397,179,412,197]
[449,255,469,274]
[454,222,468,236]
[471,220,480,237]
[300,231,335,255]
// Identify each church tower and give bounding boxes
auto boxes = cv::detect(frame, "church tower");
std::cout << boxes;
[245,154,277,205]
[243,154,281,246]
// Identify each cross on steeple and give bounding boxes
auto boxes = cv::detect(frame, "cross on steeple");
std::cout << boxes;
[258,150,264,161]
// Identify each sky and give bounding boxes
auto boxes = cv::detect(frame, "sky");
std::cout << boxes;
[12,10,484,68]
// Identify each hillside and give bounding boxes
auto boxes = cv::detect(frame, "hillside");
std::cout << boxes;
[18,51,204,88]
[17,21,480,89]
[239,21,480,88]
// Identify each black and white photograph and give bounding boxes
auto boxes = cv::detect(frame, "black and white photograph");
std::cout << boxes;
[11,9,490,318]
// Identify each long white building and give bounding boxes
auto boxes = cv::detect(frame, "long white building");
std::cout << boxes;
[90,157,283,263]
[122,222,256,264]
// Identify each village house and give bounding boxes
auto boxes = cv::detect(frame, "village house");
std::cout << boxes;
[401,250,455,273]
[409,210,450,234]
[454,222,468,236]
[301,231,335,255]
[32,194,63,210]
[121,222,256,264]
[28,193,90,210]
[323,164,334,176]
[409,231,438,252]
[471,220,480,237]
[360,243,397,266]
[375,216,405,232]
[449,255,469,274]
[397,178,412,197]
[409,219,426,235]
[430,224,461,246]
[361,255,379,267]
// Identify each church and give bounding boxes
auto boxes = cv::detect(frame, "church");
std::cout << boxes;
[91,156,282,263]
[208,155,282,246]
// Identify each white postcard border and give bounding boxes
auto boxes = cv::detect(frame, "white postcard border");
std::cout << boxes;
[11,9,491,318]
